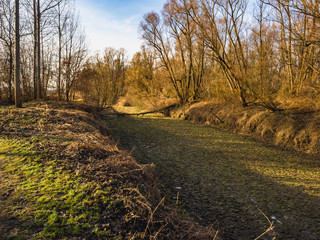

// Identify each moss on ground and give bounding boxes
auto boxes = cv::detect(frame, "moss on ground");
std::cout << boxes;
[0,103,143,239]
[105,112,320,240]
[0,138,120,239]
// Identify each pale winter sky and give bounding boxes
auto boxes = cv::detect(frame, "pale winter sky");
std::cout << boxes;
[75,0,167,58]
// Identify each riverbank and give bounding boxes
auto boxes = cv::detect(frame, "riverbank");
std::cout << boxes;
[168,100,320,156]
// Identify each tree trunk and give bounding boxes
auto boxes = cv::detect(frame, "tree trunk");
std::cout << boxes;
[33,0,37,99]
[37,0,41,99]
[58,2,62,100]
[41,30,46,97]
[15,0,22,108]
[9,46,13,102]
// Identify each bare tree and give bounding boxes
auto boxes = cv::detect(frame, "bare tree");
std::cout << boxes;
[55,0,70,100]
[0,0,15,102]
[0,0,85,103]
[192,0,249,106]
[248,1,280,104]
[76,48,126,107]
[140,0,206,104]
[128,46,156,96]
[33,0,62,99]
[262,0,320,95]
[62,9,87,101]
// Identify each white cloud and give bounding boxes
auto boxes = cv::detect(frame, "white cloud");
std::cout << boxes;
[76,2,149,58]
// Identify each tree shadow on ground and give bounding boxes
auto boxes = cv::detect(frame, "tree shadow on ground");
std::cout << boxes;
[105,116,320,240]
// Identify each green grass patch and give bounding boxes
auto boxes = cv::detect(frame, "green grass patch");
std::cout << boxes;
[0,137,121,239]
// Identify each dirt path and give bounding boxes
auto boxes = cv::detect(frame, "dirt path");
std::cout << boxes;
[104,114,320,240]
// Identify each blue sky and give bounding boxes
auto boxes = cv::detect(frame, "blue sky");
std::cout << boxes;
[76,0,167,58]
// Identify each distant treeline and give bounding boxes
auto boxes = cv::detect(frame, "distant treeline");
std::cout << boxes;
[2,0,320,110]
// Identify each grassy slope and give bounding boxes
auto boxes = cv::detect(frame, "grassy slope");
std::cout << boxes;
[170,100,320,155]
[105,109,320,240]
[0,102,217,240]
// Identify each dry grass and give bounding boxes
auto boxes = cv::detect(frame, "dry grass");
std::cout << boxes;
[105,109,320,239]
[117,95,178,113]
[0,101,219,239]
[170,99,320,155]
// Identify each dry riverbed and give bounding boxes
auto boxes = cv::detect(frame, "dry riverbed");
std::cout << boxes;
[104,110,320,240]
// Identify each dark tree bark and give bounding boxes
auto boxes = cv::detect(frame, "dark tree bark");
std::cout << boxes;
[33,0,38,99]
[36,0,41,99]
[15,0,21,107]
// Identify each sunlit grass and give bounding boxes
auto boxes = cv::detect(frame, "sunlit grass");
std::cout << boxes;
[0,137,120,239]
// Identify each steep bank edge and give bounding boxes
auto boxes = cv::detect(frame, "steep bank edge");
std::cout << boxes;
[169,101,320,155]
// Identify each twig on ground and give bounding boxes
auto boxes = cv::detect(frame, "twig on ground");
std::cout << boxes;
[254,208,276,240]
[143,197,165,239]
[209,108,224,123]
[152,222,168,239]
[212,230,219,240]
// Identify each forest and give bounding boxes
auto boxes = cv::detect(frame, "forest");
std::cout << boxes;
[1,0,320,111]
